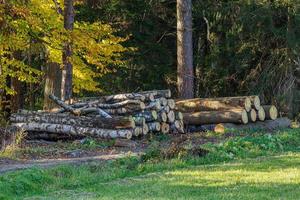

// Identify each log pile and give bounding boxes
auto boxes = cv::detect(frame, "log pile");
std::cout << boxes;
[175,96,285,133]
[10,90,184,140]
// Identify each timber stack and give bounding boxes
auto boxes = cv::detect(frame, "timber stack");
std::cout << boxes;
[10,89,184,140]
[175,96,288,133]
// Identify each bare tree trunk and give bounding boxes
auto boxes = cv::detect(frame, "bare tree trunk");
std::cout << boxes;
[10,78,23,112]
[177,0,194,99]
[44,62,62,110]
[61,0,74,102]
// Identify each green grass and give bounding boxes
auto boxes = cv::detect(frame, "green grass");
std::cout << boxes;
[0,128,299,199]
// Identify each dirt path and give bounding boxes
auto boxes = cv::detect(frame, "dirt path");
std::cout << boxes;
[0,152,139,174]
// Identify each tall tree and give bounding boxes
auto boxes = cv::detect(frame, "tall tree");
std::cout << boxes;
[177,0,194,98]
[61,0,74,102]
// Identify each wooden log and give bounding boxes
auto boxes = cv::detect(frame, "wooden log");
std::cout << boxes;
[102,93,146,102]
[158,111,167,122]
[175,96,252,112]
[145,101,161,110]
[49,94,80,115]
[133,127,143,136]
[26,132,83,141]
[257,107,266,121]
[142,123,149,135]
[249,95,261,110]
[175,112,183,120]
[12,123,133,139]
[159,97,168,106]
[248,109,257,122]
[183,109,248,125]
[170,120,184,134]
[262,105,278,120]
[211,117,291,133]
[140,90,171,98]
[167,99,176,109]
[147,122,161,132]
[92,100,145,110]
[160,105,170,113]
[102,107,142,115]
[10,113,135,129]
[133,117,146,126]
[167,110,175,123]
[160,123,170,134]
[135,111,158,122]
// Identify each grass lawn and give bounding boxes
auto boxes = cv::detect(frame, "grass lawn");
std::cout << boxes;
[0,128,299,199]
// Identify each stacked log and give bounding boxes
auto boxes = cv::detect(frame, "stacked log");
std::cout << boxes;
[10,89,184,140]
[176,95,280,133]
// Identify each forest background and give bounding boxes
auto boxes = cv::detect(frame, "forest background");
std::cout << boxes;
[0,0,299,119]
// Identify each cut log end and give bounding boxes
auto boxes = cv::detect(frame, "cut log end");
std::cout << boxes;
[241,109,249,124]
[248,109,257,122]
[252,96,261,110]
[161,123,170,134]
[167,110,175,123]
[244,97,252,112]
[175,112,183,120]
[167,99,176,109]
[160,112,168,122]
[263,105,278,120]
[258,107,266,121]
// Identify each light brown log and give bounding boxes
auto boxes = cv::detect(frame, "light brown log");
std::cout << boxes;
[10,113,135,129]
[257,107,266,121]
[158,111,167,122]
[135,111,158,122]
[249,95,261,110]
[140,90,171,98]
[12,123,133,139]
[175,96,252,112]
[262,105,278,120]
[160,123,170,134]
[167,110,176,123]
[183,109,248,125]
[167,99,176,109]
[211,117,291,133]
[147,122,161,132]
[248,109,257,122]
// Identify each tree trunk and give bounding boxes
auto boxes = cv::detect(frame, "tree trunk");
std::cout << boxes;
[139,90,172,99]
[204,117,291,134]
[10,113,135,129]
[44,62,62,110]
[61,0,74,102]
[10,77,23,112]
[175,96,252,112]
[177,0,194,98]
[183,109,248,125]
[12,122,133,139]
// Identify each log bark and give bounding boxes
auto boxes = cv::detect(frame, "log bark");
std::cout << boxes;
[133,127,143,136]
[92,100,145,110]
[175,96,252,112]
[145,101,161,110]
[183,109,248,125]
[159,97,168,106]
[160,105,170,113]
[175,112,183,120]
[211,117,291,133]
[177,0,194,98]
[102,93,146,102]
[12,123,133,139]
[10,113,135,129]
[49,94,80,115]
[262,105,278,120]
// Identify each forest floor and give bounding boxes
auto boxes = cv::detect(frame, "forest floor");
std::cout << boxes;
[0,131,227,174]
[0,128,299,199]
